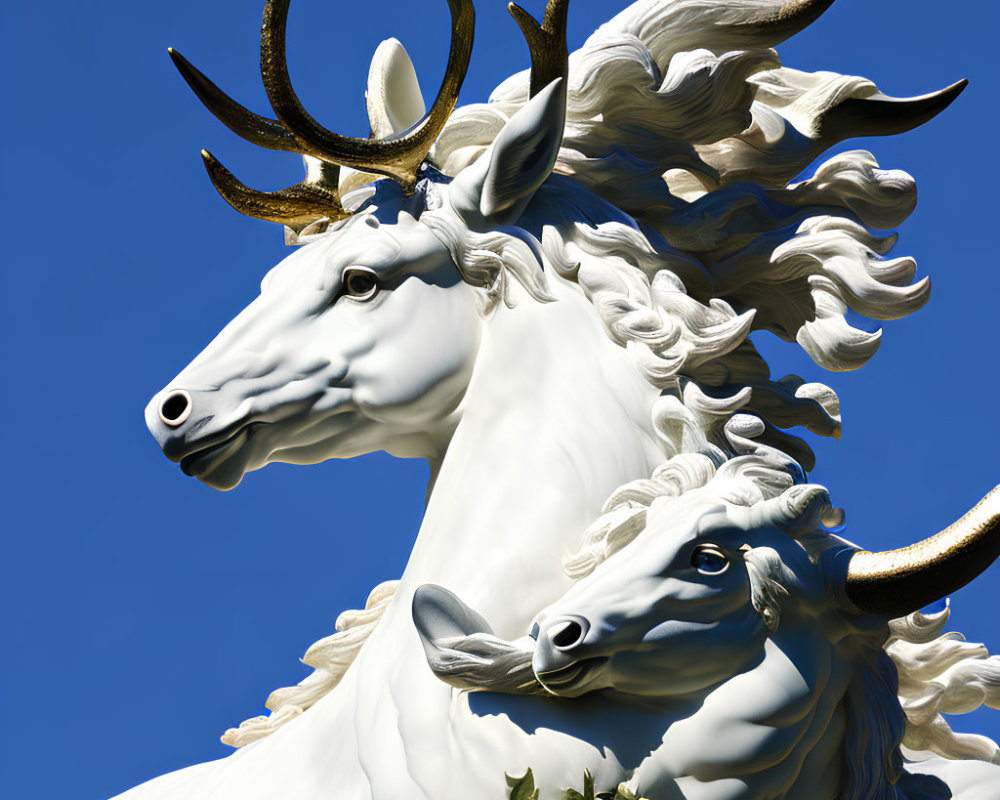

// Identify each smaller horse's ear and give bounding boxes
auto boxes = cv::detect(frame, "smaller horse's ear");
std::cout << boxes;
[450,78,566,229]
[412,583,494,643]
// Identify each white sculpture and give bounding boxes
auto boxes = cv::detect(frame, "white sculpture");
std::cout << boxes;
[414,417,1000,797]
[133,0,1000,797]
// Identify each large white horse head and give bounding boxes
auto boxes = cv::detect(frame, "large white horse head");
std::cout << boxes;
[145,199,479,489]
[145,0,572,489]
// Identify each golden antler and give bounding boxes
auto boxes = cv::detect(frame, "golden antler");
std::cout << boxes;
[201,151,346,231]
[508,0,569,98]
[170,0,476,227]
[168,48,299,153]
[169,47,345,230]
[260,0,475,187]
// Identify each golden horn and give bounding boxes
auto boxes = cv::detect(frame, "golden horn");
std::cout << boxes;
[260,0,475,187]
[845,485,1000,618]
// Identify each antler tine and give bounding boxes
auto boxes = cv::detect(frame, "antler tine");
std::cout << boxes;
[168,48,300,152]
[169,45,348,229]
[201,150,347,231]
[261,0,475,188]
[508,0,569,98]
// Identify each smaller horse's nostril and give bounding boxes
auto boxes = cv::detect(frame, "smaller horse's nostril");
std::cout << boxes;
[158,390,192,427]
[549,617,589,651]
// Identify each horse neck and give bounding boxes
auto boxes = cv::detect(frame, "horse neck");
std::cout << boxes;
[648,625,857,800]
[401,274,665,636]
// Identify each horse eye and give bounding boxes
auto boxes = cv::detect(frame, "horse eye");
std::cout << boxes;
[691,545,729,575]
[342,268,379,300]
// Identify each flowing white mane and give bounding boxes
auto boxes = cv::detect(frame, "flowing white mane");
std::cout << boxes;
[221,0,944,747]
[433,0,929,377]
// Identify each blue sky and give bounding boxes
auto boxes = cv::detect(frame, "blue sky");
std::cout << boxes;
[1,1,998,798]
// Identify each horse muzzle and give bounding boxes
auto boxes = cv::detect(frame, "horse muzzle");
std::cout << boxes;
[532,615,611,696]
[145,385,265,488]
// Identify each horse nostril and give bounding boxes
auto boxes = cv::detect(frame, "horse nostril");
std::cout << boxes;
[158,390,192,427]
[549,617,589,651]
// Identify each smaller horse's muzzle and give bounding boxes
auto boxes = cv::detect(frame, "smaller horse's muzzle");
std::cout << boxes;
[532,615,591,674]
[547,616,590,651]
[532,614,612,697]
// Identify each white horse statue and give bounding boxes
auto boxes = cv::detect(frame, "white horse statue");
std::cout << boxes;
[133,0,996,797]
[414,416,1000,798]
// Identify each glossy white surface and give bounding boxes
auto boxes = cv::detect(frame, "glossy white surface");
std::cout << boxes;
[134,1,996,797]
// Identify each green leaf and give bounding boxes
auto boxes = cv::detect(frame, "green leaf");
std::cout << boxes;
[560,769,597,800]
[506,769,539,800]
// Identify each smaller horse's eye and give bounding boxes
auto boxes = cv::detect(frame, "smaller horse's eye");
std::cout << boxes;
[342,268,380,301]
[691,545,729,575]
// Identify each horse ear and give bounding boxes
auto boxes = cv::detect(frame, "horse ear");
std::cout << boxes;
[366,38,426,138]
[412,583,494,643]
[450,78,566,229]
[335,39,427,197]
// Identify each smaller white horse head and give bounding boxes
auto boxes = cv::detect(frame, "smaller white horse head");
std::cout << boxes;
[413,485,827,700]
[414,471,1000,700]
[527,488,822,698]
[414,471,1000,798]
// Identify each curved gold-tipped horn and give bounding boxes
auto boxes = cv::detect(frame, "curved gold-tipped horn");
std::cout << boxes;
[845,485,1000,618]
[261,0,474,187]
[201,150,346,230]
[508,0,569,98]
[819,80,968,141]
[736,0,836,43]
[168,48,300,152]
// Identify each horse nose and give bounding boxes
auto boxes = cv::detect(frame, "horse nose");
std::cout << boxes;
[157,389,193,427]
[545,616,590,652]
[533,615,593,678]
